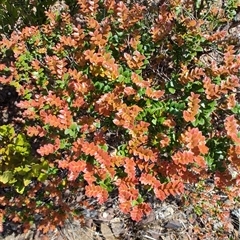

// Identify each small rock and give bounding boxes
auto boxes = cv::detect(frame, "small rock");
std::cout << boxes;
[110,218,124,238]
[102,212,109,219]
[82,209,98,218]
[165,220,183,230]
[99,208,114,221]
[156,206,174,220]
[140,210,155,225]
[100,223,116,240]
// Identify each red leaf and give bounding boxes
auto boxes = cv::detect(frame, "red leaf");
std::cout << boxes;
[130,205,144,222]
[83,171,96,185]
[85,185,108,204]
[131,72,150,88]
[183,92,200,122]
[154,187,167,201]
[139,173,159,188]
[145,87,164,99]
[124,158,136,180]
[37,143,56,156]
[119,201,131,214]
[140,202,152,216]
[26,125,46,137]
[224,115,240,144]
[67,160,87,181]
[181,127,209,155]
[172,151,194,165]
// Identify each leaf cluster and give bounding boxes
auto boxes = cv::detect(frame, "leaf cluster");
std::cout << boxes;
[0,0,239,234]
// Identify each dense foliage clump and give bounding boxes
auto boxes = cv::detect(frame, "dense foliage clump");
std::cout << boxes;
[0,0,239,237]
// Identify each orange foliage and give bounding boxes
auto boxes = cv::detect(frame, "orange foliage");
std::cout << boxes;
[154,181,184,201]
[140,173,159,188]
[68,69,94,95]
[130,203,151,222]
[151,5,174,42]
[77,0,99,16]
[113,104,142,129]
[85,184,108,204]
[205,30,227,42]
[203,76,221,99]
[227,93,237,109]
[39,107,72,130]
[115,2,145,29]
[224,115,240,144]
[131,146,157,162]
[179,65,205,84]
[162,115,176,128]
[124,51,146,69]
[26,126,46,137]
[0,0,239,229]
[45,55,68,79]
[37,138,60,156]
[124,157,136,180]
[183,92,201,122]
[172,151,206,169]
[145,87,165,99]
[180,127,209,155]
[158,133,170,148]
[131,72,151,88]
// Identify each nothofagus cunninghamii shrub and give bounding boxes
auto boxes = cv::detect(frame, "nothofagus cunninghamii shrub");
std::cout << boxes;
[0,0,239,234]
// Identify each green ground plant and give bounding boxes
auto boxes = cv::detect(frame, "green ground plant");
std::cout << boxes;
[0,0,239,237]
[0,124,49,194]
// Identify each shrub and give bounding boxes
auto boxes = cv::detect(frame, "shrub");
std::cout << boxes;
[0,0,239,235]
[0,0,55,36]
[0,124,50,193]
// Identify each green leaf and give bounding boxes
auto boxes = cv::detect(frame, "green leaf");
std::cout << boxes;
[194,205,203,216]
[64,128,74,137]
[196,46,203,52]
[131,200,139,207]
[23,178,31,186]
[64,122,80,137]
[60,139,68,149]
[0,171,13,184]
[168,88,176,94]
[151,118,157,125]
[37,173,48,182]
[193,117,205,126]
[15,184,25,194]
[32,71,39,78]
[31,164,42,176]
[197,117,205,125]
[99,144,108,151]
[14,166,31,175]
[123,69,132,78]
[0,125,15,139]
[14,134,30,156]
[131,195,144,206]
[99,175,113,192]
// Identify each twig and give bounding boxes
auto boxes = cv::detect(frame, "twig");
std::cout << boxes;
[142,234,158,240]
